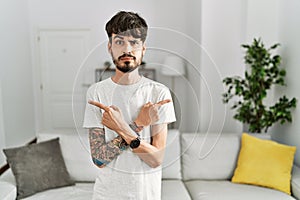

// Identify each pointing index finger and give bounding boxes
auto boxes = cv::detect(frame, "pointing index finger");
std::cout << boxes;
[88,100,110,112]
[155,99,171,106]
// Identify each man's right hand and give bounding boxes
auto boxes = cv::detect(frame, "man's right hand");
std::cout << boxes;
[134,99,171,127]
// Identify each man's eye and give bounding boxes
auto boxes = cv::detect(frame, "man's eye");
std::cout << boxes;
[115,40,124,45]
[131,41,140,45]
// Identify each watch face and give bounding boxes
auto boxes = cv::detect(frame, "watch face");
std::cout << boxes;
[130,137,140,149]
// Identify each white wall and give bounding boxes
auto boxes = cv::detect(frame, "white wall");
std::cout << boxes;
[272,0,300,166]
[199,0,245,133]
[246,0,280,45]
[184,0,202,132]
[0,82,5,165]
[0,0,35,148]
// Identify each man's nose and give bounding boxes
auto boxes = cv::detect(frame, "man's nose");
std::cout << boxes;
[124,42,133,53]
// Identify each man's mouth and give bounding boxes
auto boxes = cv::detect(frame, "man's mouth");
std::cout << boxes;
[118,54,136,61]
[120,57,134,61]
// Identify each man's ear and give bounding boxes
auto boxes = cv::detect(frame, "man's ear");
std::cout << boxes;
[142,43,146,57]
[107,42,112,54]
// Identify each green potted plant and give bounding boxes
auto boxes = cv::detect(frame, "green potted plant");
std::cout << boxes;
[222,38,297,133]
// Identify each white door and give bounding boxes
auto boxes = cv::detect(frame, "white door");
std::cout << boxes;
[38,29,90,130]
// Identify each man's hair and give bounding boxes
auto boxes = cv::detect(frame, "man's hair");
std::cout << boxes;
[105,11,148,43]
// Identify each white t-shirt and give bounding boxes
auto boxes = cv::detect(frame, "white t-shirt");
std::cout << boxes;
[83,76,176,200]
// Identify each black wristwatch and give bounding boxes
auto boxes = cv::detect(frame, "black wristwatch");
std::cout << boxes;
[130,137,141,149]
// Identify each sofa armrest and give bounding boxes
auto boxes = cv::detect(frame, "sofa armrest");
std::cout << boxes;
[0,181,16,200]
[292,165,300,200]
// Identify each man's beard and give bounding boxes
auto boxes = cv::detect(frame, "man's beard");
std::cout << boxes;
[116,61,138,73]
[112,53,143,73]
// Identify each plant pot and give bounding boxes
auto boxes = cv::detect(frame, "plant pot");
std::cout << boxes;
[243,132,271,140]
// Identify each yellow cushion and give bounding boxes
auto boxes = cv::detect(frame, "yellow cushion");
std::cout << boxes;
[232,133,296,195]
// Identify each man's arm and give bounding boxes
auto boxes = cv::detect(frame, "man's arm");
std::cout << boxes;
[89,127,127,168]
[131,123,168,168]
[88,100,171,168]
[100,122,168,168]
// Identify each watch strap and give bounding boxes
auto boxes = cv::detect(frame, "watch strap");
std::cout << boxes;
[129,122,143,133]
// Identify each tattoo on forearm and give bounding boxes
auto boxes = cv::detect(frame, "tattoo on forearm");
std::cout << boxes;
[89,128,126,167]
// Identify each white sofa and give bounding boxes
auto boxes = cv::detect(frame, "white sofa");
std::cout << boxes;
[1,129,300,200]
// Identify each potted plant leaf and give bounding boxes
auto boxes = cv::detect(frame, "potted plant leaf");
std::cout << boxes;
[222,38,297,133]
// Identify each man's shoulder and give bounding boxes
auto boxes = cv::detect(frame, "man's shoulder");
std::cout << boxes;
[141,77,169,91]
[89,78,112,89]
[87,78,113,92]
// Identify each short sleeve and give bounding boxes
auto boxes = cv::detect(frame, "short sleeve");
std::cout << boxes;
[154,87,176,125]
[82,84,104,128]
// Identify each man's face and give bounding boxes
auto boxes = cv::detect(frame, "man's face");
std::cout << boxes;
[108,33,146,73]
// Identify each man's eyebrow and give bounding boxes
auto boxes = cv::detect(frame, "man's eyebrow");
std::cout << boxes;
[129,39,141,42]
[113,35,124,40]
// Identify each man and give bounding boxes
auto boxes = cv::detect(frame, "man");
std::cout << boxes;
[83,11,176,200]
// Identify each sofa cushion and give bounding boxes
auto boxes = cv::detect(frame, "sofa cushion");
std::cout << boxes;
[181,133,240,181]
[21,183,94,200]
[162,129,182,179]
[37,130,100,182]
[162,180,191,200]
[232,133,296,195]
[185,180,296,200]
[3,138,75,199]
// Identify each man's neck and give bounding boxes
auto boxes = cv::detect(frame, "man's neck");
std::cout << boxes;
[112,68,141,85]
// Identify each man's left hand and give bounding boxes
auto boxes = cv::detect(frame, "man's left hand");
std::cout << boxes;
[134,99,171,127]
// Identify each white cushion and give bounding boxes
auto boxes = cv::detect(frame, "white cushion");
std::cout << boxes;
[162,129,182,179]
[185,180,296,200]
[162,180,191,200]
[37,130,99,182]
[181,133,240,180]
[22,183,94,200]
